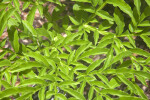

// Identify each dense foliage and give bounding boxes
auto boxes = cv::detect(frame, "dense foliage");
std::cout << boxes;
[0,0,150,100]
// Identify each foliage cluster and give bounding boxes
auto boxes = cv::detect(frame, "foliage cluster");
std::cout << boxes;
[0,0,150,100]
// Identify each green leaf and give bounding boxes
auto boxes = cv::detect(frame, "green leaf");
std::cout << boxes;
[13,30,19,53]
[58,81,80,86]
[89,81,108,88]
[38,5,43,18]
[22,2,30,10]
[96,10,114,21]
[107,0,136,25]
[100,89,128,96]
[61,87,86,100]
[72,0,91,3]
[58,71,71,80]
[25,52,49,67]
[0,8,16,36]
[26,5,37,25]
[88,86,94,100]
[134,0,141,16]
[78,81,86,94]
[37,75,56,82]
[55,93,67,100]
[86,59,104,73]
[134,71,150,79]
[68,50,76,65]
[91,0,99,7]
[114,7,125,34]
[0,80,11,89]
[0,3,8,9]
[10,61,44,73]
[79,47,108,59]
[129,48,150,57]
[14,11,22,22]
[117,74,136,91]
[74,43,92,61]
[140,6,150,22]
[99,20,113,31]
[115,96,145,100]
[94,30,99,45]
[38,87,46,100]
[19,78,47,86]
[134,84,148,99]
[145,0,150,6]
[0,59,11,67]
[97,39,113,48]
[112,51,132,64]
[13,0,20,13]
[140,35,150,48]
[109,78,120,88]
[127,34,136,48]
[0,86,39,99]
[22,20,37,37]
[138,20,150,26]
[61,33,81,46]
[69,16,80,25]
[17,93,32,100]
[101,46,113,70]
[96,74,110,87]
[67,40,89,46]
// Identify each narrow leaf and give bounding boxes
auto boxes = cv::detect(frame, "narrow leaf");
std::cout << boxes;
[22,20,37,36]
[114,7,125,34]
[19,78,47,86]
[86,59,104,73]
[140,35,150,48]
[13,30,19,53]
[26,5,37,25]
[61,87,86,100]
